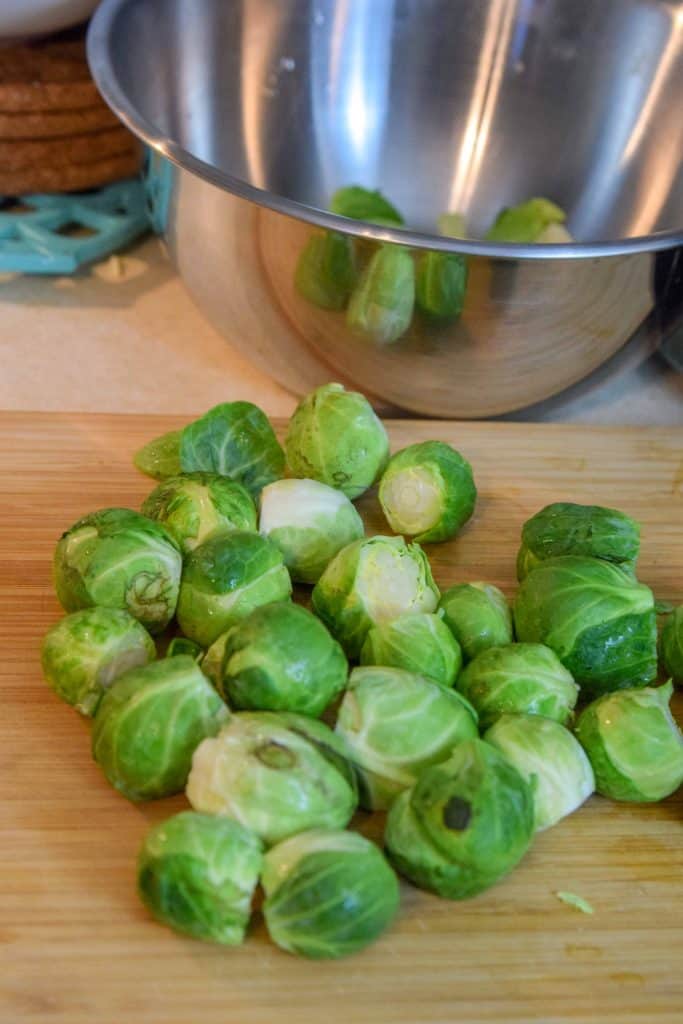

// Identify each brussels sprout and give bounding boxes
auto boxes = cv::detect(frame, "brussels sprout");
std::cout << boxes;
[40,607,155,717]
[142,472,256,555]
[438,582,513,662]
[415,252,468,323]
[135,402,284,497]
[186,712,357,846]
[330,186,404,225]
[517,502,640,580]
[485,197,567,243]
[138,811,262,945]
[455,643,579,730]
[575,681,683,801]
[660,606,683,683]
[201,630,230,689]
[295,231,358,310]
[176,531,292,648]
[379,441,476,543]
[216,602,347,717]
[312,535,440,658]
[262,829,399,958]
[166,636,203,661]
[336,666,478,810]
[347,245,415,345]
[53,508,182,635]
[513,555,657,697]
[92,656,228,801]
[259,478,364,584]
[484,714,594,830]
[359,612,462,689]
[285,383,389,500]
[134,429,182,481]
[385,738,534,899]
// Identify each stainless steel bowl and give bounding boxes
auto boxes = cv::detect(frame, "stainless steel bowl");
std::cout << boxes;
[88,0,683,417]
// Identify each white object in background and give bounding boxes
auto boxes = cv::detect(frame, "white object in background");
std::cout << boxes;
[0,1,99,39]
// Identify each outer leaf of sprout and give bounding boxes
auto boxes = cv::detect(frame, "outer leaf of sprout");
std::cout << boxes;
[379,441,476,543]
[92,656,229,801]
[53,508,182,635]
[262,829,399,958]
[574,681,683,801]
[347,245,415,345]
[285,383,389,500]
[513,555,657,697]
[295,231,358,310]
[176,531,292,648]
[336,666,478,810]
[311,535,440,659]
[259,478,364,583]
[40,607,155,717]
[455,642,579,730]
[484,713,594,830]
[138,811,262,944]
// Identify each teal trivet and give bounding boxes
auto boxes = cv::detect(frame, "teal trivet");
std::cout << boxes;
[0,178,149,275]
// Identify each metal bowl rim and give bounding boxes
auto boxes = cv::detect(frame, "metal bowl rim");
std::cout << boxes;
[87,0,683,261]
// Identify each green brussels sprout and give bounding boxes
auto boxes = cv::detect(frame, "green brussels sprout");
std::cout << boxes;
[438,582,513,662]
[295,231,358,310]
[166,636,203,660]
[259,478,364,584]
[575,681,683,801]
[40,607,155,717]
[336,666,478,810]
[384,738,534,899]
[201,630,230,689]
[186,711,357,846]
[142,472,256,555]
[517,502,640,581]
[262,829,400,958]
[285,383,389,500]
[415,251,468,322]
[378,441,476,543]
[484,714,594,830]
[513,555,657,697]
[312,535,440,658]
[455,643,579,730]
[92,655,228,801]
[134,429,183,481]
[137,811,262,945]
[330,186,404,225]
[176,531,292,648]
[359,612,462,689]
[347,245,415,345]
[485,197,567,243]
[135,402,284,498]
[53,508,182,635]
[216,602,347,717]
[660,606,683,683]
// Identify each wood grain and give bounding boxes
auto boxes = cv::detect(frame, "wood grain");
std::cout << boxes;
[1,412,682,1024]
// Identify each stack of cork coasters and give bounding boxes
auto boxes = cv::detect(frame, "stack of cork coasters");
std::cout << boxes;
[0,29,142,196]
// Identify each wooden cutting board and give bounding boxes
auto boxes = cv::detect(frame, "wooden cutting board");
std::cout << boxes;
[2,412,682,1024]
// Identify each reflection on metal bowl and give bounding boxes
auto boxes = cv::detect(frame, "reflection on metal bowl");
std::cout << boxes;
[89,0,683,417]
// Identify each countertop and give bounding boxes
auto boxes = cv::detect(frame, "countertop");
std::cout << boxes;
[1,236,681,423]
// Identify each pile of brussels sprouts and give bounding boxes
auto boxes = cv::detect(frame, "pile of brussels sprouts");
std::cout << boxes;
[296,188,573,344]
[41,382,683,959]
